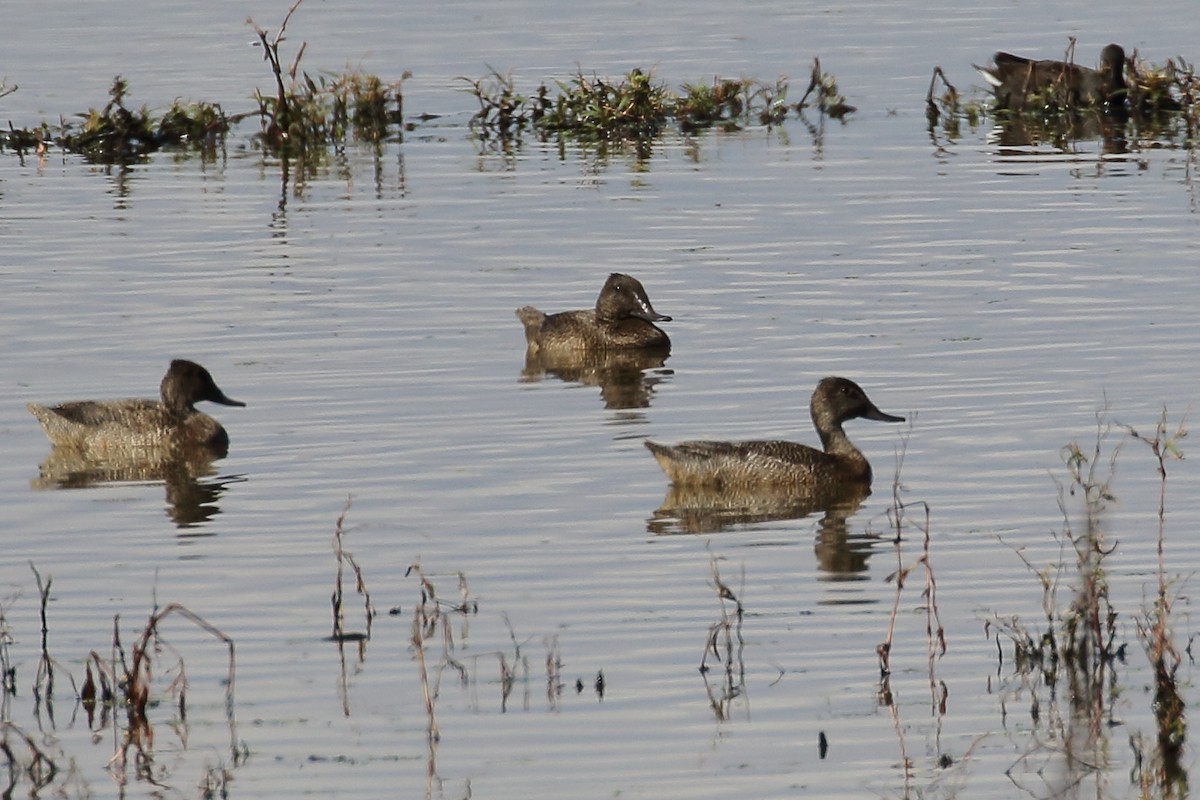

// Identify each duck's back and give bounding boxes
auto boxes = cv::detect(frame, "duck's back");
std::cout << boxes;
[517,307,668,355]
[517,307,595,350]
[644,439,871,488]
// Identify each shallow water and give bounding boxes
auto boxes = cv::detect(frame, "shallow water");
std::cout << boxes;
[3,1,1200,797]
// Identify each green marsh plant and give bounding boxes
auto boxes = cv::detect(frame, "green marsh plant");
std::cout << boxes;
[248,0,407,156]
[462,62,855,154]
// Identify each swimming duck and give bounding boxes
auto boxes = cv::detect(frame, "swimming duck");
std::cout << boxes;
[27,359,246,459]
[516,273,671,356]
[645,376,903,488]
[976,43,1127,110]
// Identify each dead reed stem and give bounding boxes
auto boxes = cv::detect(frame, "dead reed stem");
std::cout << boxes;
[406,562,474,744]
[1125,409,1188,793]
[877,427,944,681]
[29,563,54,706]
[330,496,373,641]
[699,551,745,722]
[247,0,306,141]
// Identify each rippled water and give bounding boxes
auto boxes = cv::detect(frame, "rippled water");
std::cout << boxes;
[3,0,1200,797]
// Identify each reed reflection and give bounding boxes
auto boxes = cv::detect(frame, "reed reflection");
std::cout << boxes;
[30,445,241,528]
[519,345,672,409]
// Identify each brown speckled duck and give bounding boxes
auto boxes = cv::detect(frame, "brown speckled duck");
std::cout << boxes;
[27,359,246,459]
[976,43,1127,110]
[645,377,903,488]
[516,273,671,357]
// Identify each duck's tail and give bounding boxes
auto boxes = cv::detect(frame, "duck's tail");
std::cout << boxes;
[515,306,546,347]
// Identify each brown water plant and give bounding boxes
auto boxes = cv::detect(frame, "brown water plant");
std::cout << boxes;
[990,416,1122,796]
[109,602,242,785]
[990,409,1191,798]
[794,58,856,119]
[406,562,475,745]
[871,428,949,796]
[876,428,944,682]
[1125,410,1188,798]
[925,66,985,145]
[329,496,374,643]
[698,550,746,722]
[674,77,750,131]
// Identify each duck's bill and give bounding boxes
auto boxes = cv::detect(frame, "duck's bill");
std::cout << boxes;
[865,407,904,423]
[214,392,247,407]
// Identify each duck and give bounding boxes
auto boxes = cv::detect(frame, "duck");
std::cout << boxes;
[644,376,903,488]
[975,43,1127,110]
[516,273,671,357]
[27,359,246,459]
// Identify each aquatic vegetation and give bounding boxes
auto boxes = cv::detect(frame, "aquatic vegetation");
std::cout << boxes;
[698,551,746,722]
[464,61,854,147]
[2,77,235,164]
[1125,411,1188,794]
[1,563,243,796]
[248,0,408,155]
[674,77,751,130]
[0,0,413,163]
[794,57,856,119]
[329,497,373,643]
[925,66,985,141]
[463,67,532,139]
[989,412,1188,799]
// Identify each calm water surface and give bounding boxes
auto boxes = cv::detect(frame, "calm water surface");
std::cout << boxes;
[3,1,1200,797]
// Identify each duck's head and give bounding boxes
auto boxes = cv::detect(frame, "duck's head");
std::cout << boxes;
[1100,43,1127,86]
[812,376,904,431]
[596,273,671,324]
[162,359,246,414]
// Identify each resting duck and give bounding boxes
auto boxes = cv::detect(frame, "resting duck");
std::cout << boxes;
[645,376,903,488]
[27,359,246,459]
[975,43,1127,110]
[516,272,671,357]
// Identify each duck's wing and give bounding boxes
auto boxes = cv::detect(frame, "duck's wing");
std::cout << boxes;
[36,399,158,427]
[645,439,827,486]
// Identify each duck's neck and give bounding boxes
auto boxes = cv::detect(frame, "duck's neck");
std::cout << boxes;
[819,425,872,481]
[161,394,196,420]
[818,424,860,458]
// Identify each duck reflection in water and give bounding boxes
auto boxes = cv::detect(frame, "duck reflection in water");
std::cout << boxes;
[27,359,246,528]
[647,482,880,577]
[31,447,242,528]
[516,272,673,409]
[520,346,672,409]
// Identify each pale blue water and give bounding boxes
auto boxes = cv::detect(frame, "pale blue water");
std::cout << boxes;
[2,1,1199,797]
